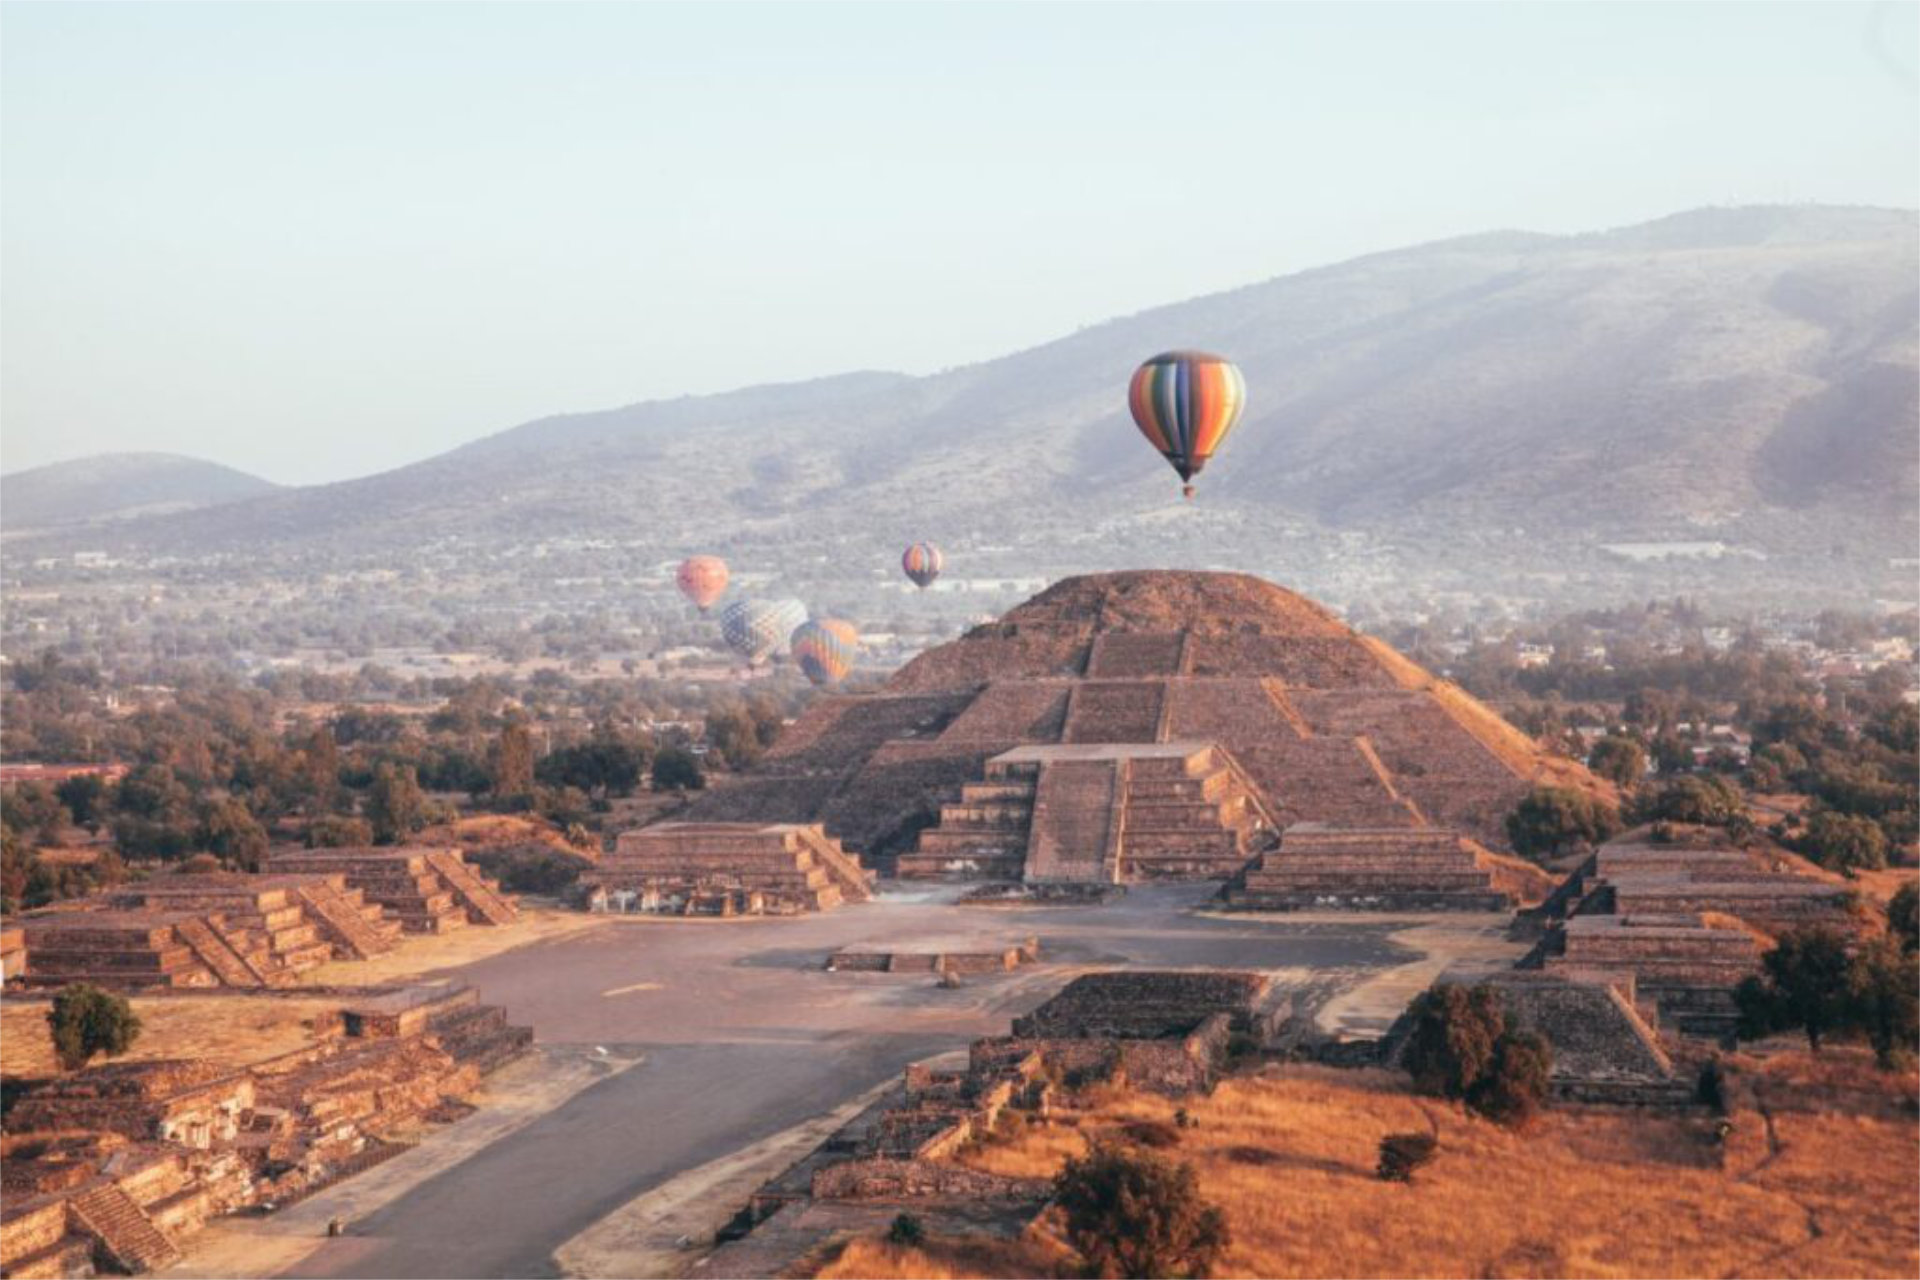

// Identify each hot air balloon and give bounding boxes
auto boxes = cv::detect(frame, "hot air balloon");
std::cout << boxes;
[1127,351,1247,499]
[718,599,787,665]
[901,543,943,589]
[768,599,808,653]
[791,618,858,686]
[675,555,729,612]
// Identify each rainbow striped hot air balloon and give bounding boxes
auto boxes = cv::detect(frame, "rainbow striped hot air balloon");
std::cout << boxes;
[1127,351,1247,499]
[675,556,729,612]
[718,599,787,665]
[791,618,859,686]
[901,543,943,589]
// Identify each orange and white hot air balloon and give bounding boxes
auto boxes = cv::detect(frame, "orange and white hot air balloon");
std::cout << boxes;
[675,556,729,612]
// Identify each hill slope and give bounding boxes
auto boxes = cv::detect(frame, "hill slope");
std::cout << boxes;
[1,453,280,530]
[20,206,1916,573]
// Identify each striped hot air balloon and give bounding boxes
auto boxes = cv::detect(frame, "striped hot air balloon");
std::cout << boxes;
[901,543,943,589]
[791,618,859,686]
[718,599,787,665]
[675,556,729,612]
[1127,351,1247,498]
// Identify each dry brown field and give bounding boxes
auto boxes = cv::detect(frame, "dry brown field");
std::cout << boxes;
[817,1052,1919,1280]
[0,994,342,1076]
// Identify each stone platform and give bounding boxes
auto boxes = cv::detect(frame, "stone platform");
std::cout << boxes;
[589,823,873,914]
[1225,823,1514,911]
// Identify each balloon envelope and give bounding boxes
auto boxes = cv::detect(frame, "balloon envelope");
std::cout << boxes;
[719,599,786,664]
[769,599,809,652]
[676,556,729,611]
[791,618,858,686]
[902,543,943,589]
[1127,351,1246,497]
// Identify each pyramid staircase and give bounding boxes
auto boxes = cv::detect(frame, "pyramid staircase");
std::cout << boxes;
[269,849,508,934]
[421,850,521,925]
[66,1183,180,1274]
[171,916,279,989]
[896,758,1039,881]
[900,742,1273,884]
[293,880,404,960]
[1226,824,1512,911]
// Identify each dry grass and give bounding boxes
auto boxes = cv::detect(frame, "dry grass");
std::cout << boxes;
[827,1060,1917,1279]
[816,1234,1072,1280]
[417,813,597,861]
[0,994,341,1077]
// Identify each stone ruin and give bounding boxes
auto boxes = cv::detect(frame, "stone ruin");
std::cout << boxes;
[0,984,529,1278]
[679,572,1609,897]
[717,968,1283,1266]
[586,822,873,915]
[268,845,519,932]
[12,872,406,992]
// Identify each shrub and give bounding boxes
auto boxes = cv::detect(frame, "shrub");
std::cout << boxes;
[1402,983,1504,1099]
[1505,786,1618,860]
[1467,1031,1552,1129]
[1376,1132,1438,1182]
[650,748,705,792]
[48,984,141,1072]
[1053,1142,1229,1279]
[886,1213,925,1247]
[307,814,375,848]
[1120,1120,1182,1149]
[1401,982,1552,1128]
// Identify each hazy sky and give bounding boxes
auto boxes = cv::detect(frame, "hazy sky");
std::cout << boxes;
[3,2,1915,485]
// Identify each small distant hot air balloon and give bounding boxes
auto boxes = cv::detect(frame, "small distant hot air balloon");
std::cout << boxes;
[791,618,859,686]
[901,543,943,589]
[1127,351,1247,499]
[675,556,729,612]
[719,599,786,665]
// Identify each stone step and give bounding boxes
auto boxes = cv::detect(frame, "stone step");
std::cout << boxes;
[1245,869,1496,890]
[1231,888,1512,912]
[68,1183,180,1274]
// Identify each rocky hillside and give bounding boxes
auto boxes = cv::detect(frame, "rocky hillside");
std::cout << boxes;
[15,205,1914,574]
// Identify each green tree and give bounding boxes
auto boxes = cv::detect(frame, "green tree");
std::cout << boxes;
[703,702,763,771]
[1796,811,1889,874]
[1402,983,1505,1099]
[48,984,142,1072]
[1053,1142,1230,1279]
[1586,736,1647,789]
[196,797,269,871]
[1888,882,1918,956]
[367,763,427,845]
[1736,926,1856,1052]
[1849,937,1919,1069]
[1635,774,1746,828]
[491,716,536,801]
[1504,787,1618,861]
[53,774,109,828]
[650,747,705,792]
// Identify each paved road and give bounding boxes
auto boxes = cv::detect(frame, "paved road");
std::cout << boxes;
[283,885,1485,1278]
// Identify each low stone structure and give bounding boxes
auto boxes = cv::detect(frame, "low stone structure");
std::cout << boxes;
[826,938,1039,975]
[268,846,518,932]
[1477,971,1688,1104]
[588,822,872,914]
[1226,823,1515,911]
